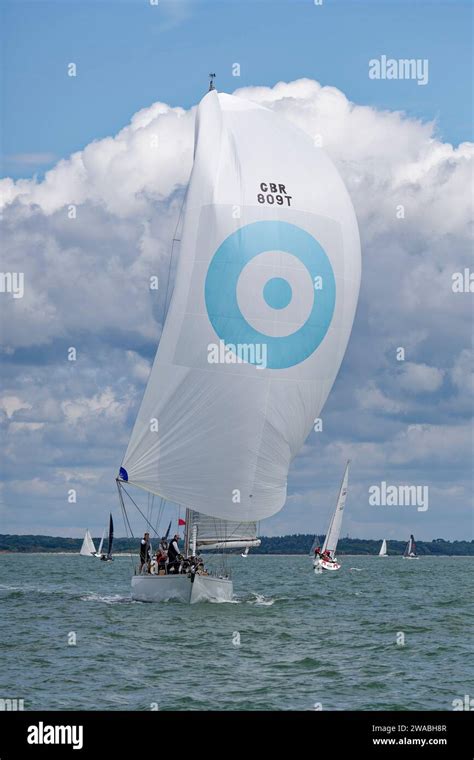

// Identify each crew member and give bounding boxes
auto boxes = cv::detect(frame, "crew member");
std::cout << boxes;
[140,532,151,572]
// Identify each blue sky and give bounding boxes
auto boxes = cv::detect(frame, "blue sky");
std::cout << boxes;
[2,0,472,178]
[0,0,472,541]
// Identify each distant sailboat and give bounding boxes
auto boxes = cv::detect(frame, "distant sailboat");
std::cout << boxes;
[403,533,419,560]
[116,76,361,603]
[79,514,114,561]
[80,529,97,557]
[99,513,114,562]
[379,538,388,557]
[313,461,350,573]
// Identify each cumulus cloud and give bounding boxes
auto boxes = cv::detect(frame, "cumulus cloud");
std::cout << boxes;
[398,362,445,393]
[0,78,472,538]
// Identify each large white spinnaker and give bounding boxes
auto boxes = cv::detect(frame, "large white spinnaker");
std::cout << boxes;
[80,530,97,557]
[321,461,350,559]
[119,89,360,526]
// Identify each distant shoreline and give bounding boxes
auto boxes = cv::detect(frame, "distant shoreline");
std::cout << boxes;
[0,551,473,558]
[1,532,473,558]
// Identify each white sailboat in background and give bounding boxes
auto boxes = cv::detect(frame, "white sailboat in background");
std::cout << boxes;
[80,529,97,557]
[379,538,388,557]
[403,533,419,560]
[116,75,360,603]
[313,461,350,573]
[79,514,114,561]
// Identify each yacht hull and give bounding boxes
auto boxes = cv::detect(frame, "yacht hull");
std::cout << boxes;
[131,573,233,603]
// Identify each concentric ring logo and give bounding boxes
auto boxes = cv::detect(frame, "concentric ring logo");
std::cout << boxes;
[204,221,335,369]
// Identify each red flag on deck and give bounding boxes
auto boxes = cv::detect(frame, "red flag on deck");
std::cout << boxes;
[178,518,186,526]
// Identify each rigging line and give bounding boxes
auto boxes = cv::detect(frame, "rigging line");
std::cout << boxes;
[154,497,165,537]
[116,481,135,573]
[117,481,134,537]
[120,484,161,537]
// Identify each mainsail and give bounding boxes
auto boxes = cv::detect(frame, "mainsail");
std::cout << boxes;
[186,509,260,552]
[119,89,360,525]
[97,530,105,557]
[379,538,387,556]
[80,530,96,557]
[321,461,350,558]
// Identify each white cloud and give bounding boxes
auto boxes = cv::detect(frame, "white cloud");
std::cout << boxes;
[0,396,32,418]
[356,381,404,413]
[0,78,472,537]
[450,348,474,395]
[398,362,445,393]
[61,389,129,426]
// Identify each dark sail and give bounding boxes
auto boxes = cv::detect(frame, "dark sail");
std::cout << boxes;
[107,513,114,558]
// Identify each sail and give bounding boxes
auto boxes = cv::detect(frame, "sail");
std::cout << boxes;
[404,534,416,557]
[309,535,322,557]
[322,461,350,558]
[187,509,260,551]
[120,89,361,522]
[80,530,96,556]
[107,514,114,557]
[97,529,105,557]
[379,538,387,556]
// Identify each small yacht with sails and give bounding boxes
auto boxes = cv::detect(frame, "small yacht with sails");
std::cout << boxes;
[312,461,350,573]
[403,534,419,559]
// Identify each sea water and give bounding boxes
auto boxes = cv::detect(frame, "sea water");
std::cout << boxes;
[0,554,472,711]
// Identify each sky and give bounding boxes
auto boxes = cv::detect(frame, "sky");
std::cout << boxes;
[0,0,472,541]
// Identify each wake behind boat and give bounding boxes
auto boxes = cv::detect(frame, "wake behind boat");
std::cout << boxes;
[115,75,360,603]
[312,461,350,573]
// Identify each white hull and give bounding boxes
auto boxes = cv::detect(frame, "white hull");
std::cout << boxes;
[313,558,341,573]
[403,556,419,560]
[131,573,233,603]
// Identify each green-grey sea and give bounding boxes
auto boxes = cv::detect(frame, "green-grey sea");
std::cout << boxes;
[0,554,472,711]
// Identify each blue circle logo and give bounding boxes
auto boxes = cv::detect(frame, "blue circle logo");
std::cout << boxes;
[204,221,335,369]
[263,277,293,310]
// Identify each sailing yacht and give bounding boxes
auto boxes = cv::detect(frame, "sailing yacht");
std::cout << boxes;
[403,534,419,559]
[116,76,361,603]
[379,538,388,556]
[80,513,114,561]
[312,461,350,573]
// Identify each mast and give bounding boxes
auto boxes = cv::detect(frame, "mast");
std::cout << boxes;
[184,507,190,557]
[208,72,216,91]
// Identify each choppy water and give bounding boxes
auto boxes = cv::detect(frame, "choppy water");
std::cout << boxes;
[0,554,472,711]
